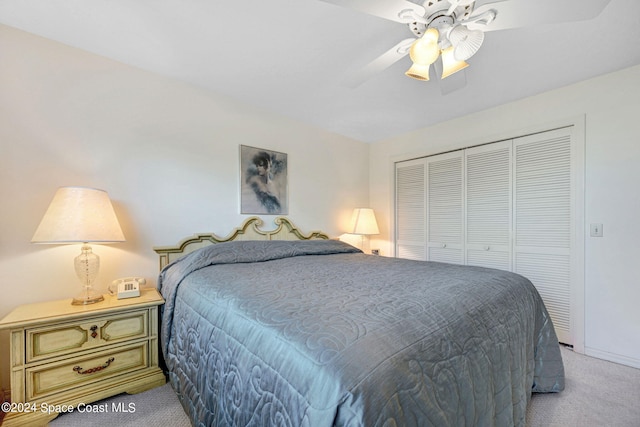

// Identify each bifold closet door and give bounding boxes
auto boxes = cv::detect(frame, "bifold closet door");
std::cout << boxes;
[395,126,577,345]
[513,127,574,345]
[395,158,427,261]
[426,151,464,264]
[465,141,512,271]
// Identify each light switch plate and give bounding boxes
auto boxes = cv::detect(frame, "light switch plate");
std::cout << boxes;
[590,223,603,237]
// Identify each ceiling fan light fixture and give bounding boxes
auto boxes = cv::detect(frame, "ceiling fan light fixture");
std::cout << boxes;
[405,63,431,81]
[440,46,469,79]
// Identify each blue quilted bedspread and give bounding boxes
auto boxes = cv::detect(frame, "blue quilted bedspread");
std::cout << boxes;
[158,240,564,427]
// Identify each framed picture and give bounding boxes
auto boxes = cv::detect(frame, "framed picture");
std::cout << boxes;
[240,145,288,214]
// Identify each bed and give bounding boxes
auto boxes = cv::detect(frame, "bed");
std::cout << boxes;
[154,216,564,427]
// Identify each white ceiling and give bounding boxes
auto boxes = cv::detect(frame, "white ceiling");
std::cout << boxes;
[2,0,640,143]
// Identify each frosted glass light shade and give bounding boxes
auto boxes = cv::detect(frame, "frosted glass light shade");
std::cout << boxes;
[32,187,125,243]
[406,28,441,81]
[449,25,485,61]
[405,63,431,81]
[350,208,380,235]
[409,28,440,66]
[440,46,469,79]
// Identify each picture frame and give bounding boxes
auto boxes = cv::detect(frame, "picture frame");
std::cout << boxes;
[240,145,288,215]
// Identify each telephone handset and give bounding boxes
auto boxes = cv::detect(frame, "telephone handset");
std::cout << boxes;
[109,277,146,299]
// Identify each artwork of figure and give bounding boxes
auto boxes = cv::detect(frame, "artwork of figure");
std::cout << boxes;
[240,145,288,214]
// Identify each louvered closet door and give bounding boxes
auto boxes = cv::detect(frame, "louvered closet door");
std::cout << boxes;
[513,127,573,345]
[465,141,512,271]
[426,151,464,264]
[395,158,427,260]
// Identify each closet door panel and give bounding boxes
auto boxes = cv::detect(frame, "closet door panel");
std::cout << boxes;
[465,141,512,271]
[467,251,511,271]
[514,127,573,344]
[395,159,427,260]
[515,251,571,334]
[427,152,464,264]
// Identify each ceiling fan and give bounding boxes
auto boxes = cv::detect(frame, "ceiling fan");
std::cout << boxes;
[320,0,612,90]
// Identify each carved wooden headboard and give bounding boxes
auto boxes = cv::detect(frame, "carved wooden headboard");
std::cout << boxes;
[153,216,329,270]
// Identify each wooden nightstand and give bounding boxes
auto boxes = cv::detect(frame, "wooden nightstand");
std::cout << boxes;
[0,288,166,426]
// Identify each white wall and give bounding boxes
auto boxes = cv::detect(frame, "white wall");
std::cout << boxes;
[370,64,640,368]
[0,25,369,391]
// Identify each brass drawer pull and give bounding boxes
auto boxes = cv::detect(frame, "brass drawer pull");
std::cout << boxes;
[73,357,115,375]
[90,325,98,339]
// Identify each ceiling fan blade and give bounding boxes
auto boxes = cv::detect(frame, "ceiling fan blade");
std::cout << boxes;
[317,0,425,23]
[470,0,612,32]
[342,38,415,88]
[439,70,467,95]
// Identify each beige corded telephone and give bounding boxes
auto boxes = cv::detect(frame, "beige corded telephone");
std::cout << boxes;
[109,277,146,299]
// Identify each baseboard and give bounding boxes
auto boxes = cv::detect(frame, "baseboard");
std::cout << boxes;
[585,346,640,369]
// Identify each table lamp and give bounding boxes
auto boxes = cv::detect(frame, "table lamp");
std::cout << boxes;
[350,208,379,253]
[31,186,126,305]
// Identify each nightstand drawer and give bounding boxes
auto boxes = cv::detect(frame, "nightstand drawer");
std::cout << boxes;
[26,341,149,400]
[26,309,149,363]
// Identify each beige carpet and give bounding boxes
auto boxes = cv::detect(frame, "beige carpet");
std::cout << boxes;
[50,346,640,426]
[526,346,640,426]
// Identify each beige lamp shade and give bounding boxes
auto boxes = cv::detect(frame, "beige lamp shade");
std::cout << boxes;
[32,186,125,243]
[350,208,380,235]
